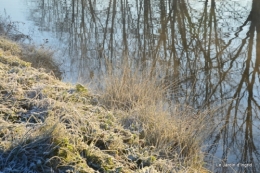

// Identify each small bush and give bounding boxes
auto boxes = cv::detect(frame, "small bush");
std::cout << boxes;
[21,44,62,79]
[0,36,62,79]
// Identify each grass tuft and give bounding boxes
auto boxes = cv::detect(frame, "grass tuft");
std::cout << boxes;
[0,35,62,79]
[100,62,213,172]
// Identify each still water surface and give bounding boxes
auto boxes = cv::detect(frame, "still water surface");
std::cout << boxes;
[1,0,260,172]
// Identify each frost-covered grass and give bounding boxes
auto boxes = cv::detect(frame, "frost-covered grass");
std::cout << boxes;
[99,63,215,173]
[0,37,212,172]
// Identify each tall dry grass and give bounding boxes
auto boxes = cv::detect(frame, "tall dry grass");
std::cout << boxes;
[100,62,213,172]
[101,63,166,110]
[21,44,62,79]
[0,36,62,79]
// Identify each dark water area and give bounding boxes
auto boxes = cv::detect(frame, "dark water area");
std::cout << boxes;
[1,0,260,172]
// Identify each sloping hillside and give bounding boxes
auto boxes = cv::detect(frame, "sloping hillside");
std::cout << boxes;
[0,37,209,173]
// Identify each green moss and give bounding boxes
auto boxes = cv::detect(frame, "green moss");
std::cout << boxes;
[58,148,68,158]
[82,148,116,171]
[76,84,88,94]
[150,155,156,162]
[53,137,69,146]
[52,138,92,171]
[105,120,113,126]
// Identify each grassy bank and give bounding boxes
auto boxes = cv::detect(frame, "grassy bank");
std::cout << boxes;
[0,37,211,172]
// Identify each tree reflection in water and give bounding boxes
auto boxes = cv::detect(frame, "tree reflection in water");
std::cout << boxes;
[25,0,260,172]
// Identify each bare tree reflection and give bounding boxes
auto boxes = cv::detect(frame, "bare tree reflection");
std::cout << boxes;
[25,0,260,172]
[204,0,260,172]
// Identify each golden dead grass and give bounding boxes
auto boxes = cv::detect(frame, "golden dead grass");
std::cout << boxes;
[101,64,165,110]
[0,36,62,79]
[100,62,213,172]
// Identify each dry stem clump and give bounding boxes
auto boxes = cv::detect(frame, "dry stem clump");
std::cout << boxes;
[100,63,213,172]
[0,36,61,79]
